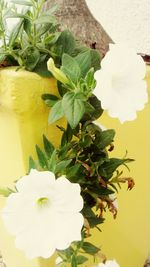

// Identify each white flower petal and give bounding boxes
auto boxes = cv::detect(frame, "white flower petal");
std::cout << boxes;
[16,169,56,193]
[54,177,83,212]
[94,44,148,123]
[2,170,84,259]
[94,259,120,267]
[53,213,84,250]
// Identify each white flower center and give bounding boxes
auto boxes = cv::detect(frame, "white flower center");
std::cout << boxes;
[37,197,50,207]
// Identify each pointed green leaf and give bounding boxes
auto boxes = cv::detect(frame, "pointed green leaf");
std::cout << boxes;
[75,50,91,77]
[66,164,81,178]
[28,156,37,172]
[42,94,59,107]
[0,187,12,197]
[54,30,76,56]
[36,145,48,169]
[25,49,40,71]
[34,15,56,25]
[55,159,72,174]
[61,54,81,84]
[43,135,55,158]
[48,100,64,124]
[71,255,77,267]
[62,92,85,129]
[90,49,101,71]
[9,19,24,47]
[98,129,115,149]
[82,242,100,255]
[76,255,88,265]
[48,149,57,172]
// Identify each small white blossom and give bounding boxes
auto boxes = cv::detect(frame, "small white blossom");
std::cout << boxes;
[109,194,118,210]
[94,43,148,123]
[94,259,120,267]
[2,170,84,259]
[55,256,63,266]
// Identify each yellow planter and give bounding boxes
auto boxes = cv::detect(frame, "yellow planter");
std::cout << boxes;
[0,66,150,267]
[0,67,65,267]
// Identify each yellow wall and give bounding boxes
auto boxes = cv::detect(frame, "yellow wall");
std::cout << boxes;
[95,66,150,267]
[0,66,150,267]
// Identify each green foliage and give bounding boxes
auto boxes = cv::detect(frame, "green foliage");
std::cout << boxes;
[0,1,135,265]
[0,187,13,197]
[28,118,134,264]
[0,0,101,78]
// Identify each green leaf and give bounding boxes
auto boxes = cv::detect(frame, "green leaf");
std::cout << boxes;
[82,242,100,255]
[23,16,32,36]
[97,129,115,150]
[90,49,101,71]
[6,13,29,20]
[34,15,56,25]
[66,164,81,178]
[54,30,76,56]
[36,145,48,169]
[9,19,23,47]
[34,60,52,77]
[71,255,77,267]
[75,50,91,78]
[55,159,72,174]
[75,49,100,76]
[42,94,59,107]
[61,124,73,146]
[85,68,96,89]
[0,187,12,197]
[58,246,74,259]
[104,158,127,174]
[48,100,64,124]
[62,92,85,129]
[84,102,95,114]
[0,54,6,64]
[10,0,32,6]
[48,149,57,172]
[82,95,103,121]
[43,135,55,158]
[76,255,88,265]
[25,49,40,71]
[88,185,114,196]
[28,156,37,171]
[100,158,128,179]
[61,54,81,85]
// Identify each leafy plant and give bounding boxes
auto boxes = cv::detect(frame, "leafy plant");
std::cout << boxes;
[0,0,100,77]
[0,1,135,266]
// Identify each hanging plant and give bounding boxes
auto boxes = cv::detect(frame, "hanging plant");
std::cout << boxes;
[0,1,147,267]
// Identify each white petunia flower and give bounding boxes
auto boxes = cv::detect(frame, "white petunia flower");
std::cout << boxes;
[2,169,84,259]
[94,259,120,267]
[94,43,148,123]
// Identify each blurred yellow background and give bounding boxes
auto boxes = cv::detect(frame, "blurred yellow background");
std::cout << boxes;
[0,66,150,267]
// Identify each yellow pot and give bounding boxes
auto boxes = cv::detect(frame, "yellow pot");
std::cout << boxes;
[0,66,150,267]
[0,67,65,267]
